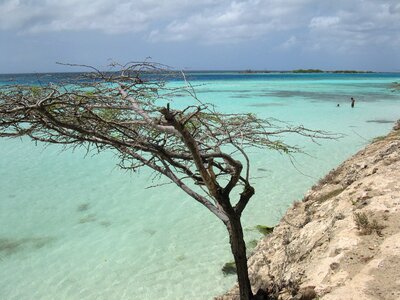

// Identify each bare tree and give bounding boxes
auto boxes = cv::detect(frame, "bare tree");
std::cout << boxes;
[0,63,334,300]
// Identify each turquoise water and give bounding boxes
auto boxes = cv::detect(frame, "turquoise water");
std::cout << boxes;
[0,73,399,299]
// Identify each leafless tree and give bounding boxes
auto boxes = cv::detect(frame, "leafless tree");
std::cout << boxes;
[0,63,334,300]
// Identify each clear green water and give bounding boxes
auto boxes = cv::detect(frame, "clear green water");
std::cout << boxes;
[0,73,399,299]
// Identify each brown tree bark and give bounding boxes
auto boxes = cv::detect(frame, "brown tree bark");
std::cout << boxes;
[227,214,254,300]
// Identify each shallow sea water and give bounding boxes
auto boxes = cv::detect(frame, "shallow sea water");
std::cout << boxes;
[0,72,399,299]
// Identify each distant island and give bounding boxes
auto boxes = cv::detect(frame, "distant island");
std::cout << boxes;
[292,69,374,74]
[291,69,324,73]
[239,69,375,74]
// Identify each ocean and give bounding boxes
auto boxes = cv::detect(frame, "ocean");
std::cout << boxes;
[0,72,399,299]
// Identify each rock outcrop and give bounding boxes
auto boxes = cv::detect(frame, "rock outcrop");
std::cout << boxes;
[217,121,400,300]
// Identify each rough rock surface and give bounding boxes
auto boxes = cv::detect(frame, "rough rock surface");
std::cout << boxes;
[217,121,400,300]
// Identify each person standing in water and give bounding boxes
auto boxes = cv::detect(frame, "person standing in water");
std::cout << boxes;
[351,97,355,108]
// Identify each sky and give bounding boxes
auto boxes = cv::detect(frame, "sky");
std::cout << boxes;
[0,0,400,73]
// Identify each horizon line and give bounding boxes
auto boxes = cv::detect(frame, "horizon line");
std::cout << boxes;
[1,69,399,76]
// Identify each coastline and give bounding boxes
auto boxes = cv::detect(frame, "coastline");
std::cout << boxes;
[218,121,400,300]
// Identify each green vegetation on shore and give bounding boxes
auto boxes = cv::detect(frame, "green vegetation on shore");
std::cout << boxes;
[255,225,274,235]
[291,69,374,74]
[331,70,374,73]
[291,69,324,73]
[238,69,375,74]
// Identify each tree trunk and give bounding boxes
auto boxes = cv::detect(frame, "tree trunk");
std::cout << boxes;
[227,215,254,300]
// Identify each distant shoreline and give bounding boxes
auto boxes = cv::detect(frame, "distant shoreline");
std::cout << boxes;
[2,70,400,76]
[238,69,376,74]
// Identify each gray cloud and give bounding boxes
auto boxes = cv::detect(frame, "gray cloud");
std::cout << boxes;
[0,0,399,50]
[0,0,213,33]
[149,0,312,43]
[307,1,400,52]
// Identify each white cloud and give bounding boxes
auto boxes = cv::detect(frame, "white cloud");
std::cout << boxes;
[0,0,214,33]
[281,36,297,49]
[0,0,399,50]
[307,1,400,52]
[309,16,340,29]
[149,0,312,43]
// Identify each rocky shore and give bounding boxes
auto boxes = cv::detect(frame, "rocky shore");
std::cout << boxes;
[218,121,400,300]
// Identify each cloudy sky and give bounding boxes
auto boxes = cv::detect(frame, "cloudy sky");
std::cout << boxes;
[1,0,400,73]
